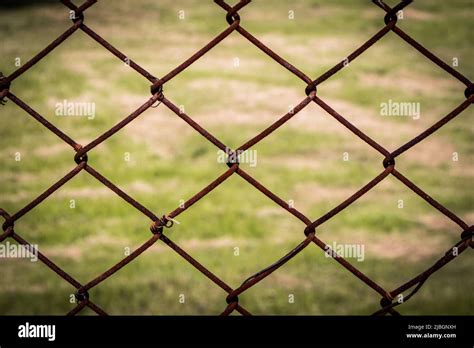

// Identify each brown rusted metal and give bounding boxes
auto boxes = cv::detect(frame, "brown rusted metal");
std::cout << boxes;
[0,0,471,316]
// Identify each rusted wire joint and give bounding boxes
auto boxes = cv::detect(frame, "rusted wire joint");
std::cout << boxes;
[226,150,240,168]
[379,297,395,315]
[380,297,392,308]
[226,293,239,305]
[304,82,317,97]
[216,0,250,25]
[383,0,413,25]
[464,84,474,103]
[72,144,88,165]
[74,151,88,165]
[150,82,164,96]
[0,73,10,106]
[75,290,89,302]
[150,215,174,235]
[303,225,316,237]
[461,225,473,248]
[225,10,240,25]
[150,81,164,108]
[383,156,395,169]
[0,209,14,240]
[222,293,240,314]
[1,218,14,234]
[380,297,400,316]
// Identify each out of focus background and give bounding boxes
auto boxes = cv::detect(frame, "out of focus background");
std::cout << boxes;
[0,0,472,314]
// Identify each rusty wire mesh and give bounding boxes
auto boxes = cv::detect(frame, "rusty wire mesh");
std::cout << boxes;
[0,0,472,316]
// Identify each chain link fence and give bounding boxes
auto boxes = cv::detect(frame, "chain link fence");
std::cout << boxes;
[0,0,472,316]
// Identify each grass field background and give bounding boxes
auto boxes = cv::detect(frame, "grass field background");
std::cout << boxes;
[0,0,472,315]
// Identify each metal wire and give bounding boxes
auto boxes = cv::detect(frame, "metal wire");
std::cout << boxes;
[0,0,472,316]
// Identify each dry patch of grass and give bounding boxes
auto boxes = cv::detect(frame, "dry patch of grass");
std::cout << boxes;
[337,228,450,263]
[368,231,447,262]
[41,233,130,261]
[360,70,459,97]
[419,212,474,235]
[266,272,313,290]
[291,182,359,211]
[34,142,70,157]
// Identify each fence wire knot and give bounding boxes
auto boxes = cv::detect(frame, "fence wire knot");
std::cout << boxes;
[382,0,413,25]
[75,290,90,302]
[461,226,473,242]
[150,216,174,235]
[465,84,474,101]
[74,149,88,165]
[0,73,10,105]
[383,157,395,169]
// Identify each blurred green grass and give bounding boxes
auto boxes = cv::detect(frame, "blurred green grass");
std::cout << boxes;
[0,0,472,314]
